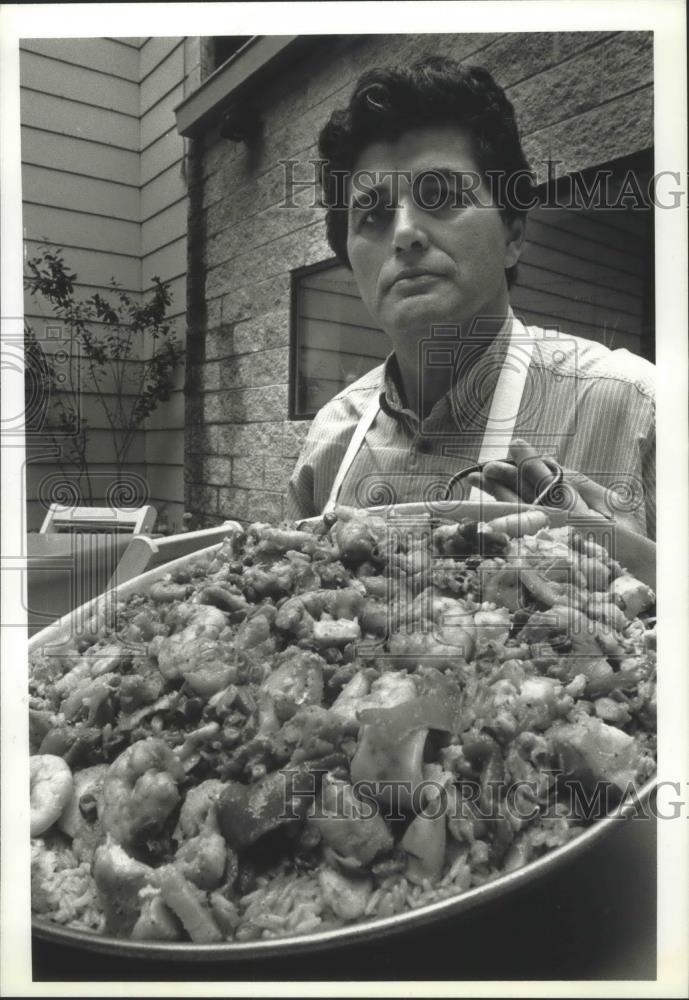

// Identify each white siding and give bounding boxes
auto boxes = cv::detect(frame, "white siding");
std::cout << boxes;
[20,36,195,532]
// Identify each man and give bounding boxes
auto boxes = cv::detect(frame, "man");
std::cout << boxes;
[287,58,655,538]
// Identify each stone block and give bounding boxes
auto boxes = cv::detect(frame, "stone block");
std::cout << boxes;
[554,31,616,63]
[212,225,326,300]
[202,391,225,423]
[523,86,653,178]
[217,486,249,522]
[475,32,611,90]
[217,355,248,390]
[600,32,653,96]
[218,421,283,457]
[246,490,284,524]
[202,361,220,393]
[244,109,326,182]
[213,385,277,424]
[203,455,233,485]
[204,163,285,229]
[186,422,220,457]
[238,383,289,423]
[262,309,290,349]
[206,424,223,455]
[299,225,332,269]
[232,317,267,355]
[510,47,604,137]
[264,455,297,491]
[251,348,289,387]
[206,295,223,329]
[216,349,289,390]
[302,42,359,116]
[221,274,291,324]
[206,324,235,361]
[282,419,311,458]
[205,198,324,272]
[232,456,264,489]
[186,483,218,517]
[203,137,236,180]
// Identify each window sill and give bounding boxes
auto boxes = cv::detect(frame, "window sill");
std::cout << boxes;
[174,35,302,138]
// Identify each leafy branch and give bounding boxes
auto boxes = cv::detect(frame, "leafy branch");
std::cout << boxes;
[24,246,184,500]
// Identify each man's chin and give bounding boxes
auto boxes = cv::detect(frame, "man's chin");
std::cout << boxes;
[384,300,470,338]
[383,296,513,341]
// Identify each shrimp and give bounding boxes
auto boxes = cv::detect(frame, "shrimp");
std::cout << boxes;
[30,754,73,836]
[365,671,418,710]
[274,595,318,641]
[173,816,228,892]
[330,670,417,727]
[153,865,223,943]
[174,779,225,840]
[410,592,476,655]
[387,629,473,668]
[168,779,231,891]
[360,598,389,636]
[241,559,305,599]
[235,610,276,653]
[156,604,235,697]
[312,616,361,649]
[329,671,372,726]
[93,838,158,937]
[610,574,655,620]
[275,587,365,642]
[132,887,181,941]
[101,738,185,850]
[473,607,511,650]
[331,506,389,563]
[253,525,318,557]
[181,638,237,698]
[261,650,325,721]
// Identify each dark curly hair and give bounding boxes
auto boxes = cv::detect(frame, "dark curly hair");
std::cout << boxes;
[318,57,534,285]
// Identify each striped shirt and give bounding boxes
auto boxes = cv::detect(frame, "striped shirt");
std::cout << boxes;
[287,321,656,538]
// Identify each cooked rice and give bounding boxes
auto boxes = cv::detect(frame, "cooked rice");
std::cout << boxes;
[31,836,105,933]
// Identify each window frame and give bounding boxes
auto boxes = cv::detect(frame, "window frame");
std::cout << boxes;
[290,256,392,421]
[289,257,343,421]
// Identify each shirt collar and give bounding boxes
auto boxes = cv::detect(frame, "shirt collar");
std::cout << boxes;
[378,308,517,423]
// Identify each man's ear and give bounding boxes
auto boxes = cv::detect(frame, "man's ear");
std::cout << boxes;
[504,215,527,269]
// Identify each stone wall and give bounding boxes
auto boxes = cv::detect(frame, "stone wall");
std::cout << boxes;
[186,31,653,526]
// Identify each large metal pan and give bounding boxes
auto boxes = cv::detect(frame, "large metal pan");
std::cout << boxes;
[29,502,656,960]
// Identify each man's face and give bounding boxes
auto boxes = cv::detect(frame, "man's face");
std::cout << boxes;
[345,125,525,344]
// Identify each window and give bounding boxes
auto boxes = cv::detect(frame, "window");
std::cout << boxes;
[212,37,253,72]
[290,260,389,419]
[513,150,654,362]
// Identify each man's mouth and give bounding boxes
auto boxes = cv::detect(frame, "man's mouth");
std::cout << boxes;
[390,268,444,288]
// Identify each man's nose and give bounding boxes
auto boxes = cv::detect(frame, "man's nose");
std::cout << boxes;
[393,201,429,254]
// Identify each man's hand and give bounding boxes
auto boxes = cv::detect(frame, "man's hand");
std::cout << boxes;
[466,439,642,532]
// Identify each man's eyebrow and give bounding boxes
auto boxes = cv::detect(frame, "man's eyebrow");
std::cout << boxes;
[348,172,400,212]
[347,166,477,210]
[413,165,474,180]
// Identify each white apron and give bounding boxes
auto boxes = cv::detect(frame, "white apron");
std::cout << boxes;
[323,316,536,514]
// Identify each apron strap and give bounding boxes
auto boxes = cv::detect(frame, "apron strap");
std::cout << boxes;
[469,317,536,501]
[323,393,381,514]
[323,316,536,512]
